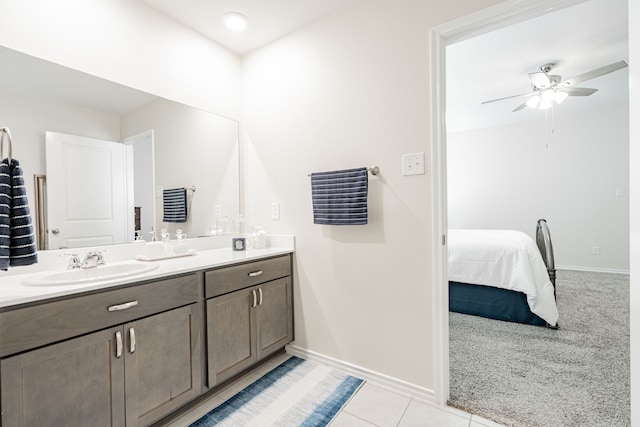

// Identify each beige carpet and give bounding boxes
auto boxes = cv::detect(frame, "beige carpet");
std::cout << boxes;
[448,269,630,427]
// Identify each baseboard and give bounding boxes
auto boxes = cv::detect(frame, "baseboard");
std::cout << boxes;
[557,265,630,275]
[285,344,434,403]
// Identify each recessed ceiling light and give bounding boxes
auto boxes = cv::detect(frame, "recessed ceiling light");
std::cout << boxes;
[224,12,248,32]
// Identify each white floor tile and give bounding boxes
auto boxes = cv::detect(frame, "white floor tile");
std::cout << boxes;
[470,414,506,427]
[329,411,378,427]
[399,400,470,427]
[342,383,411,427]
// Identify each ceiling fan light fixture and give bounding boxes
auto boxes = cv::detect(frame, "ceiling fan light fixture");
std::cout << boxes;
[224,12,248,32]
[553,90,569,104]
[538,90,555,110]
[526,95,541,109]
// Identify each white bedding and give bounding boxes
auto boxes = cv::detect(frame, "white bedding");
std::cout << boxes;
[448,229,559,326]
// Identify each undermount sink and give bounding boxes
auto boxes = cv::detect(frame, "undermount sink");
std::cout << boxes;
[22,262,160,287]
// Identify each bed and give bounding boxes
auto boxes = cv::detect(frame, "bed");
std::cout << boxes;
[448,219,559,328]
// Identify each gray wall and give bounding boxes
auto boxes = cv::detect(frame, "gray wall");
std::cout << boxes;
[448,104,629,272]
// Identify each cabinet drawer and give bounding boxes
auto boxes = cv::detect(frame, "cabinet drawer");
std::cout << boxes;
[0,273,201,358]
[205,255,291,298]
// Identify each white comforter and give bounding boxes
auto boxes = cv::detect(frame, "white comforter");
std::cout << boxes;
[448,229,559,326]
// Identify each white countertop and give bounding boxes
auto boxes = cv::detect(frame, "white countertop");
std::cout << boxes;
[0,235,294,309]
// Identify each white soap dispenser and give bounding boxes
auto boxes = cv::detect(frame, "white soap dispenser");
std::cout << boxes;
[144,229,165,259]
[174,229,188,254]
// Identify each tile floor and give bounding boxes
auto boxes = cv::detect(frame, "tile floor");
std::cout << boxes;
[164,353,504,427]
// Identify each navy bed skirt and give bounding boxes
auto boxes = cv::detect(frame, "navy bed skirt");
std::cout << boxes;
[449,281,546,326]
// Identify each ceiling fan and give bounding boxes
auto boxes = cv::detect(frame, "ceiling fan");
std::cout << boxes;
[481,60,628,112]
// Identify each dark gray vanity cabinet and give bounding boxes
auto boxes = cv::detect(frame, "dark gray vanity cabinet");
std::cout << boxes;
[205,255,293,387]
[0,273,203,427]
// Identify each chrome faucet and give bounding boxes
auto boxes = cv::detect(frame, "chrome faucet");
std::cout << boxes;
[81,251,106,269]
[64,253,81,270]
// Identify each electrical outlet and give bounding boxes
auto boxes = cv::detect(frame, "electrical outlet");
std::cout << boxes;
[402,152,425,176]
[592,246,600,256]
[271,202,280,220]
[215,205,222,219]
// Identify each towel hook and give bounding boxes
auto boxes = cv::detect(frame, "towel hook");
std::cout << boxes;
[1,127,12,164]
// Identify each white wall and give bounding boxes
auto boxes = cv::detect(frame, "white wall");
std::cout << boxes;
[121,99,239,238]
[628,0,638,424]
[448,105,629,272]
[0,89,121,203]
[242,0,502,391]
[0,0,241,120]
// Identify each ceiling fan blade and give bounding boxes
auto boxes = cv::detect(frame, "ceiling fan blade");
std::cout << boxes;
[561,60,628,87]
[562,87,599,96]
[481,91,537,105]
[529,72,550,88]
[512,101,529,112]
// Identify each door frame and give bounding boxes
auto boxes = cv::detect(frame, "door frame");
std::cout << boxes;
[430,0,590,405]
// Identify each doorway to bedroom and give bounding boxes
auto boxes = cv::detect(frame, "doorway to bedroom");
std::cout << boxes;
[437,0,630,425]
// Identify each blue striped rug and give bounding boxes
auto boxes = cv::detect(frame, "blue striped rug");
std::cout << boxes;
[189,357,364,427]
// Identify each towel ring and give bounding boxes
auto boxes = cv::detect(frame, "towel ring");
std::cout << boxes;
[1,127,12,164]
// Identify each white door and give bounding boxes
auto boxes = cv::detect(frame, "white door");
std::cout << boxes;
[46,131,130,249]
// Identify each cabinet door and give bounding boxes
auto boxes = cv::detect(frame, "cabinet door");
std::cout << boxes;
[207,287,257,387]
[256,277,293,360]
[1,327,125,427]
[124,304,202,427]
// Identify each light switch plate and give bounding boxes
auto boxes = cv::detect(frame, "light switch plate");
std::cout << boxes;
[402,152,425,176]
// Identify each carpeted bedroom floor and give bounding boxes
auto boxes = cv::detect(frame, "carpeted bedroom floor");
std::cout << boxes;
[448,269,630,427]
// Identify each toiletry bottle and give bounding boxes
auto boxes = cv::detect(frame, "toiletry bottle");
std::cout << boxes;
[160,229,174,256]
[145,230,165,259]
[175,229,188,254]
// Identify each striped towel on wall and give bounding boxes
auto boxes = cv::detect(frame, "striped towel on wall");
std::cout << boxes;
[163,188,188,223]
[0,158,38,270]
[311,167,368,225]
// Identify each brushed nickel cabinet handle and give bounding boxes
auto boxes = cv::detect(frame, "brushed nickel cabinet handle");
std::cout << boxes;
[251,290,257,308]
[129,328,136,354]
[258,288,263,306]
[108,301,139,312]
[248,270,263,277]
[115,331,123,358]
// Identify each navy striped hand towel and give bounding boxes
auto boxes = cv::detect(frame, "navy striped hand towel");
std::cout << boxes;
[163,188,188,223]
[1,158,38,270]
[311,167,368,225]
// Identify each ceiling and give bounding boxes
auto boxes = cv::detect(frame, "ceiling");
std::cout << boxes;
[137,0,363,55]
[446,0,628,132]
[0,0,628,125]
[136,0,628,132]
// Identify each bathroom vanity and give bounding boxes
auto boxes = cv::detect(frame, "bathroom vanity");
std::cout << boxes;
[0,242,294,427]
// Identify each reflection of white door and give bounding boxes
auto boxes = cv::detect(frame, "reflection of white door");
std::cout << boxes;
[46,132,129,249]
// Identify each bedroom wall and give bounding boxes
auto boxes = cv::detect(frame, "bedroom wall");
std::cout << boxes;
[242,0,502,392]
[0,0,241,120]
[448,105,629,272]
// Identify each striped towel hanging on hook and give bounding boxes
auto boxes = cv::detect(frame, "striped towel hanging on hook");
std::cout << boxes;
[311,167,368,225]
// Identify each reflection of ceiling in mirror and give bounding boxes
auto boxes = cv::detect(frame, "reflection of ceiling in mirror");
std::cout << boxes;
[0,46,157,115]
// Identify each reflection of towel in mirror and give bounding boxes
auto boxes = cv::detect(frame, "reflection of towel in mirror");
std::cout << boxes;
[311,167,368,225]
[0,158,38,270]
[163,188,188,223]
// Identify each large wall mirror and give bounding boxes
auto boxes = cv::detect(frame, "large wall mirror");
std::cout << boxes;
[0,46,239,250]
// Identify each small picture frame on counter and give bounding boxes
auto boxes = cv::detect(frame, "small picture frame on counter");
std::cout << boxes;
[232,237,246,251]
